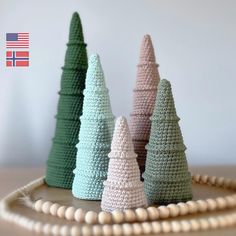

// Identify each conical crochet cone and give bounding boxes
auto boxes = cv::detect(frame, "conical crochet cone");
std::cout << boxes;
[143,79,192,205]
[101,117,147,212]
[45,12,88,189]
[72,54,114,200]
[130,35,160,177]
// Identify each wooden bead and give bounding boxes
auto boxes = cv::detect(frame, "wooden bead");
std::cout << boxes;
[225,215,234,226]
[65,207,76,221]
[189,219,200,231]
[112,224,123,236]
[216,177,225,187]
[232,194,236,201]
[34,199,43,212]
[161,221,171,233]
[180,220,191,232]
[177,203,189,215]
[57,206,66,218]
[171,221,181,233]
[216,197,227,209]
[225,195,236,207]
[34,222,43,233]
[199,218,209,230]
[112,210,124,224]
[98,211,112,224]
[61,225,70,236]
[43,223,51,235]
[196,200,208,212]
[186,201,198,214]
[147,207,159,220]
[74,208,85,223]
[122,223,133,235]
[19,217,27,227]
[193,174,201,182]
[93,225,102,236]
[42,201,53,214]
[50,203,60,216]
[124,209,136,222]
[206,198,217,211]
[208,217,218,229]
[81,225,92,236]
[200,175,209,184]
[216,216,227,227]
[209,176,217,185]
[141,222,152,234]
[132,223,143,235]
[135,208,148,221]
[158,206,170,219]
[52,225,61,236]
[167,204,180,217]
[71,225,81,236]
[26,220,34,231]
[85,211,98,224]
[232,213,236,222]
[151,222,161,233]
[102,224,113,236]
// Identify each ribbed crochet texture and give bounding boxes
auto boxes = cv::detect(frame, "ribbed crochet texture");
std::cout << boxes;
[45,12,88,189]
[72,54,114,200]
[130,35,160,177]
[101,116,147,212]
[143,79,192,205]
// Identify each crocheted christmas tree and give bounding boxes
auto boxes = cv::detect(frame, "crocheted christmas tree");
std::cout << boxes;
[72,54,114,200]
[130,35,160,177]
[45,12,88,189]
[143,79,192,205]
[101,116,147,212]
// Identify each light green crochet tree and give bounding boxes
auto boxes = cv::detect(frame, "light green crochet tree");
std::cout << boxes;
[72,54,114,200]
[45,12,88,189]
[143,79,192,205]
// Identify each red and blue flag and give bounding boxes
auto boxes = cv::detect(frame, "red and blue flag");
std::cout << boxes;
[6,51,29,67]
[6,33,29,48]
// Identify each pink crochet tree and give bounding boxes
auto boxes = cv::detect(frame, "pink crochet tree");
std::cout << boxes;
[101,116,147,212]
[130,35,160,176]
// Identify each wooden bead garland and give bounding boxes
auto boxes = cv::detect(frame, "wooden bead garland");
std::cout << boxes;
[1,175,236,236]
[5,174,236,226]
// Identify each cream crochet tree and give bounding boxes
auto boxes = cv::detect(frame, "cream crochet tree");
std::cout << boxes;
[101,116,147,212]
[130,35,160,176]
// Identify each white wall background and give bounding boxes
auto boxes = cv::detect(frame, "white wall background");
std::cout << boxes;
[0,0,235,167]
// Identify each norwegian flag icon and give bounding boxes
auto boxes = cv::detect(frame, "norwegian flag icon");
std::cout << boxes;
[6,51,29,67]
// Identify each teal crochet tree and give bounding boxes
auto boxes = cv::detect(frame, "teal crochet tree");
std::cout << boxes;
[143,79,192,205]
[72,54,114,200]
[45,12,88,189]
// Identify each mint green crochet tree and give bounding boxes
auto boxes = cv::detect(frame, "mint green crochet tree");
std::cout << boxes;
[72,54,114,200]
[143,79,192,204]
[45,12,88,189]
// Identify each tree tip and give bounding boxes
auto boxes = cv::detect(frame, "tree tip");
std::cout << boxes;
[116,115,127,123]
[140,34,156,63]
[69,12,84,42]
[160,79,170,85]
[72,12,79,19]
[143,34,151,40]
[115,116,129,130]
[70,12,82,26]
[89,53,100,66]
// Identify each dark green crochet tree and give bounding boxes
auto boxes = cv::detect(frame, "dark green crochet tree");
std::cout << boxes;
[143,79,192,204]
[45,12,88,189]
